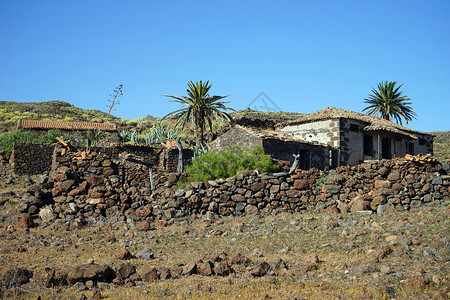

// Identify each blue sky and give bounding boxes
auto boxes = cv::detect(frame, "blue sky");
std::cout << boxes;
[1,0,449,132]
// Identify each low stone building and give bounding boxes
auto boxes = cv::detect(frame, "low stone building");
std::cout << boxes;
[210,125,335,170]
[277,107,433,167]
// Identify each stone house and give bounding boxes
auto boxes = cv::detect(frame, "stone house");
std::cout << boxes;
[277,107,433,167]
[210,125,335,170]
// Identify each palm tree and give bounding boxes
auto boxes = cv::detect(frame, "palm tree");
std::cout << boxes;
[163,81,234,147]
[363,81,417,125]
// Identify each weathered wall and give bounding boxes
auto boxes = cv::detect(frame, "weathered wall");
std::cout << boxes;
[262,138,330,170]
[210,126,331,170]
[159,148,193,173]
[339,119,366,166]
[280,119,340,147]
[209,126,262,152]
[11,143,56,175]
[13,146,449,229]
[413,133,433,156]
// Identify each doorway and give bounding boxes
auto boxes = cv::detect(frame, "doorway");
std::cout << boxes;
[299,150,310,170]
[382,138,392,159]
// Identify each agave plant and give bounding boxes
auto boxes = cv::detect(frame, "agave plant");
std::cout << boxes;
[83,129,103,147]
[193,143,210,160]
[119,130,131,143]
[129,130,140,144]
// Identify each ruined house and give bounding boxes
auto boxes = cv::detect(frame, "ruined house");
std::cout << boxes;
[277,107,433,167]
[209,125,335,170]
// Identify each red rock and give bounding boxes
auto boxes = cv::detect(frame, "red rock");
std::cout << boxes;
[286,189,302,198]
[293,179,308,190]
[213,261,231,276]
[116,248,132,260]
[230,253,252,266]
[16,216,34,228]
[196,261,213,276]
[200,221,211,228]
[86,175,104,187]
[136,221,150,231]
[137,265,159,282]
[155,219,168,227]
[374,180,391,188]
[375,245,392,259]
[350,197,368,212]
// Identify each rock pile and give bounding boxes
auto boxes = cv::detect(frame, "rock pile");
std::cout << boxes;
[3,146,449,228]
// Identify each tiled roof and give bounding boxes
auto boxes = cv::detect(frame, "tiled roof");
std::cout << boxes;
[277,107,431,139]
[17,119,117,131]
[235,125,333,148]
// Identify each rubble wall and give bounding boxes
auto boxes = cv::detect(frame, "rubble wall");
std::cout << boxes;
[14,148,449,228]
[10,143,56,175]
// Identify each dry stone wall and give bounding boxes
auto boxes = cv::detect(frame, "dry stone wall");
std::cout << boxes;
[10,146,449,229]
[11,143,56,175]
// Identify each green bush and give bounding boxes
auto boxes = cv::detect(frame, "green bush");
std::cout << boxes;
[186,146,279,182]
[315,175,332,189]
[0,129,68,159]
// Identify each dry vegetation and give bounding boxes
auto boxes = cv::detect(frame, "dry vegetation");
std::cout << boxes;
[1,198,448,299]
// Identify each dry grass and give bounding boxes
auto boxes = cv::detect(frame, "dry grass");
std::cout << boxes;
[1,205,449,299]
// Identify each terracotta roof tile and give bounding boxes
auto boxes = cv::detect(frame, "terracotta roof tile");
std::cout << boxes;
[277,107,431,139]
[17,119,117,131]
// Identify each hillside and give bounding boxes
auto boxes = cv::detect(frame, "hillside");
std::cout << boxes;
[230,109,305,129]
[1,101,449,162]
[0,100,123,133]
[433,131,450,162]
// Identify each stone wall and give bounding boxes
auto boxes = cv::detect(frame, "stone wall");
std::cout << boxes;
[280,119,340,147]
[13,149,449,228]
[159,148,193,173]
[412,133,433,156]
[209,126,262,152]
[339,119,366,166]
[0,151,12,177]
[11,143,56,175]
[262,138,330,170]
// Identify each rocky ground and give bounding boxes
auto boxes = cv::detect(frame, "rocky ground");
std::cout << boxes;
[0,199,449,299]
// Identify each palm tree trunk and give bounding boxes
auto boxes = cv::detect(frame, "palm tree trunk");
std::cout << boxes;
[195,115,204,148]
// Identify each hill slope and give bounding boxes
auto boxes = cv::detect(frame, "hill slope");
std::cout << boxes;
[1,101,449,161]
[0,100,123,133]
[432,131,450,161]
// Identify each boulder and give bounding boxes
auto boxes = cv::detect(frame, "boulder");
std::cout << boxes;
[2,268,33,288]
[16,216,35,228]
[66,264,115,284]
[137,265,159,282]
[39,206,56,223]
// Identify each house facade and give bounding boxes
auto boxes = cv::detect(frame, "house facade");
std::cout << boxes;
[210,125,336,170]
[277,107,433,167]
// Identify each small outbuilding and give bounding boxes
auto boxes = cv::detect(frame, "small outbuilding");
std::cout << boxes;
[210,125,336,170]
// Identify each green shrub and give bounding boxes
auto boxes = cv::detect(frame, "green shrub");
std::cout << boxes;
[186,146,279,182]
[0,129,69,159]
[315,175,332,189]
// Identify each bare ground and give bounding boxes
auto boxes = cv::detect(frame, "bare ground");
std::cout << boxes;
[0,204,449,299]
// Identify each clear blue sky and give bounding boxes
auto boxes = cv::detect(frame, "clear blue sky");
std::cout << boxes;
[1,0,449,132]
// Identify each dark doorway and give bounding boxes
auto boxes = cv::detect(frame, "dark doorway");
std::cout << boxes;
[408,142,415,155]
[330,150,338,169]
[363,134,373,156]
[299,150,310,170]
[382,138,392,159]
